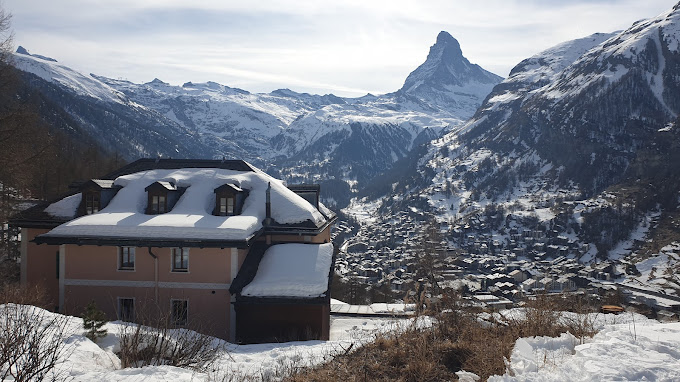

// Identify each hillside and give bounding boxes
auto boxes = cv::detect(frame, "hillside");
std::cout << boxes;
[340,3,680,298]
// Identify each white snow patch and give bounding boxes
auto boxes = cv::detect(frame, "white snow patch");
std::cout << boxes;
[490,319,680,381]
[7,304,414,382]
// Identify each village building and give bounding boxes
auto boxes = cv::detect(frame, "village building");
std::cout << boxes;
[11,159,336,343]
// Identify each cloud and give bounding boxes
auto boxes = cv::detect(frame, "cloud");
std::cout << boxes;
[3,0,676,96]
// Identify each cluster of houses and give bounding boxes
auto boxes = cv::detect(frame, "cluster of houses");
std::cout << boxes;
[335,206,680,317]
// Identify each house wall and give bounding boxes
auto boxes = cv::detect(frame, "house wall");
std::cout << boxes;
[235,303,330,344]
[21,228,60,310]
[60,244,247,340]
[64,285,232,339]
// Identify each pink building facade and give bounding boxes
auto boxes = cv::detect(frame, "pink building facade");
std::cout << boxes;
[13,159,336,342]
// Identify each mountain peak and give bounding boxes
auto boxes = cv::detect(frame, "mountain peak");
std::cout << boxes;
[148,78,168,85]
[434,31,462,56]
[399,31,502,105]
[15,46,58,62]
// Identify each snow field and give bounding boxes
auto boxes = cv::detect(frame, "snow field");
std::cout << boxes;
[489,311,680,381]
[5,305,408,382]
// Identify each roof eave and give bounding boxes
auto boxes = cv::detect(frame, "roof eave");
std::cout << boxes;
[9,219,70,229]
[263,214,337,236]
[234,295,329,305]
[32,233,260,249]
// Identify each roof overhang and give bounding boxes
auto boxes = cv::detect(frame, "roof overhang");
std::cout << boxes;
[9,219,68,229]
[233,295,329,305]
[32,228,264,249]
[263,214,337,236]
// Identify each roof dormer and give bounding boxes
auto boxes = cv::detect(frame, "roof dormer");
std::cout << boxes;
[213,183,248,216]
[145,181,185,214]
[78,179,122,216]
[287,184,320,209]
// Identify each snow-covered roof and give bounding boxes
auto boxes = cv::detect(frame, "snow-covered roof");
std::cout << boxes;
[87,179,117,189]
[145,181,178,191]
[40,167,327,243]
[240,243,333,298]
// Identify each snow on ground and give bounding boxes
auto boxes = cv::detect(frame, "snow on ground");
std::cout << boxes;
[9,305,680,381]
[607,211,660,260]
[624,242,680,293]
[8,305,408,382]
[489,311,680,381]
[342,197,383,226]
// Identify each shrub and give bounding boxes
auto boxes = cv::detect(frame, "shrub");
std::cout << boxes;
[83,300,108,343]
[0,285,68,382]
[117,312,223,371]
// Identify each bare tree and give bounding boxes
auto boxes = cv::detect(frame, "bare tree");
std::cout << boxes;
[0,286,69,381]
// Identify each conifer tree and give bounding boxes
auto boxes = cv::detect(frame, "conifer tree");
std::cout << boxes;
[83,301,108,342]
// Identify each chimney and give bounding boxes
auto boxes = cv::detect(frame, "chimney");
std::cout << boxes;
[264,182,272,226]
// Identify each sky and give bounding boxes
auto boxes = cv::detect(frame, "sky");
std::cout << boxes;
[2,0,676,97]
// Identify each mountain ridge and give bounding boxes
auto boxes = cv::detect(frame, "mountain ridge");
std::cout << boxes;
[10,31,502,209]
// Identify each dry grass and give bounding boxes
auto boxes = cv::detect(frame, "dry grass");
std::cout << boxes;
[281,292,599,382]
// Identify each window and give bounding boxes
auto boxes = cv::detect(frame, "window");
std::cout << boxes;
[119,247,135,270]
[119,298,135,322]
[172,247,189,272]
[151,194,167,214]
[171,300,188,326]
[85,193,100,214]
[218,197,235,216]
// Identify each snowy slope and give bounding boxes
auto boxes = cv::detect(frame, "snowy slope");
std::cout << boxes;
[11,304,679,382]
[7,304,405,382]
[491,315,680,381]
[13,48,129,105]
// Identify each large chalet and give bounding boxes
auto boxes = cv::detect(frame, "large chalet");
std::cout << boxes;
[11,159,337,343]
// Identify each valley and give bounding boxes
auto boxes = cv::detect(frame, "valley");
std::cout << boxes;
[5,3,680,320]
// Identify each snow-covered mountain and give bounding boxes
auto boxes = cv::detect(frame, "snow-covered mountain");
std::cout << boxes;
[348,3,680,273]
[12,32,501,208]
[13,48,211,160]
[398,31,503,113]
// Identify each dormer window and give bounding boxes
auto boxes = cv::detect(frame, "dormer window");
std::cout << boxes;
[218,196,234,216]
[213,183,248,216]
[77,179,121,216]
[145,181,185,215]
[287,184,320,209]
[85,193,100,215]
[151,195,167,213]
